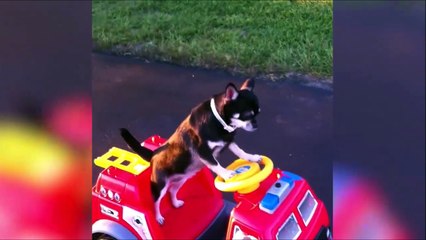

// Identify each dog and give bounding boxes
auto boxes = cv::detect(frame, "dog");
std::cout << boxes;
[120,79,261,225]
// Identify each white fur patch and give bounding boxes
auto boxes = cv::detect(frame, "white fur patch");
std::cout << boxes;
[230,118,256,132]
[207,140,225,150]
[231,118,249,128]
[233,113,240,118]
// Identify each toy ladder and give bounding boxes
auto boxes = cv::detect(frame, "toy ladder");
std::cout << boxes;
[94,147,150,175]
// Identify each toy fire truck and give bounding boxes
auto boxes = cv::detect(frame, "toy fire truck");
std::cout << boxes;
[92,135,331,239]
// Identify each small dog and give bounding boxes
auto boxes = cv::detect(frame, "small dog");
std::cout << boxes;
[121,79,261,225]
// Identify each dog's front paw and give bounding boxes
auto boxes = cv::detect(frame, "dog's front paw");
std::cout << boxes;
[220,169,236,180]
[156,214,165,225]
[245,154,262,163]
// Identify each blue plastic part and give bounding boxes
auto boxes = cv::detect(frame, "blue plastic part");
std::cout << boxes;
[260,193,280,210]
[281,171,302,182]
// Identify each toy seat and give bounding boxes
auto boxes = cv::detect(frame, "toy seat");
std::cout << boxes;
[131,167,224,239]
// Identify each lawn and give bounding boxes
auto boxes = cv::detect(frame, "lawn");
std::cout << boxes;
[92,1,332,79]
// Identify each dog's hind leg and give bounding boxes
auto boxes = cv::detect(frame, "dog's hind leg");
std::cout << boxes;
[151,178,168,225]
[169,178,187,208]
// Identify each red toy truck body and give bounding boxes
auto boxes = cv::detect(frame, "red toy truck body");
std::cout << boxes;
[92,135,331,239]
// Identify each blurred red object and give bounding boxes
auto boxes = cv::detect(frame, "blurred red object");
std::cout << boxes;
[0,177,81,238]
[0,95,92,239]
[334,166,411,239]
[45,94,92,147]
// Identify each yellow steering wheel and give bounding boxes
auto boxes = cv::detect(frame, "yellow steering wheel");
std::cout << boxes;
[214,156,274,194]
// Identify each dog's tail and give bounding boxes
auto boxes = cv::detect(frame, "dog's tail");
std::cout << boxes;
[120,128,153,161]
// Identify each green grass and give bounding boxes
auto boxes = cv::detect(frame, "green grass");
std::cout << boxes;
[93,0,332,78]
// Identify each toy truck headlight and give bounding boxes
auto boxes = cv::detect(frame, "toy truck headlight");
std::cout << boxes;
[107,190,113,200]
[232,225,257,240]
[114,192,121,203]
[100,186,107,197]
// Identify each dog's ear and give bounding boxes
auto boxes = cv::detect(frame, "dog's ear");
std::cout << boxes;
[240,78,255,91]
[225,83,239,101]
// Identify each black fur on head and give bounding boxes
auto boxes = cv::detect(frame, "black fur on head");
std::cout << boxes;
[221,79,260,131]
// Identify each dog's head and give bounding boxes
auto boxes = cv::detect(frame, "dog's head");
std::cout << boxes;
[222,79,260,132]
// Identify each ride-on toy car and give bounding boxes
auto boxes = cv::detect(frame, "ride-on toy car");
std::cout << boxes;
[92,135,331,239]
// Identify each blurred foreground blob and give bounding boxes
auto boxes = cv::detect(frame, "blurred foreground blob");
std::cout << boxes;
[333,166,411,239]
[45,95,92,148]
[0,95,91,239]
